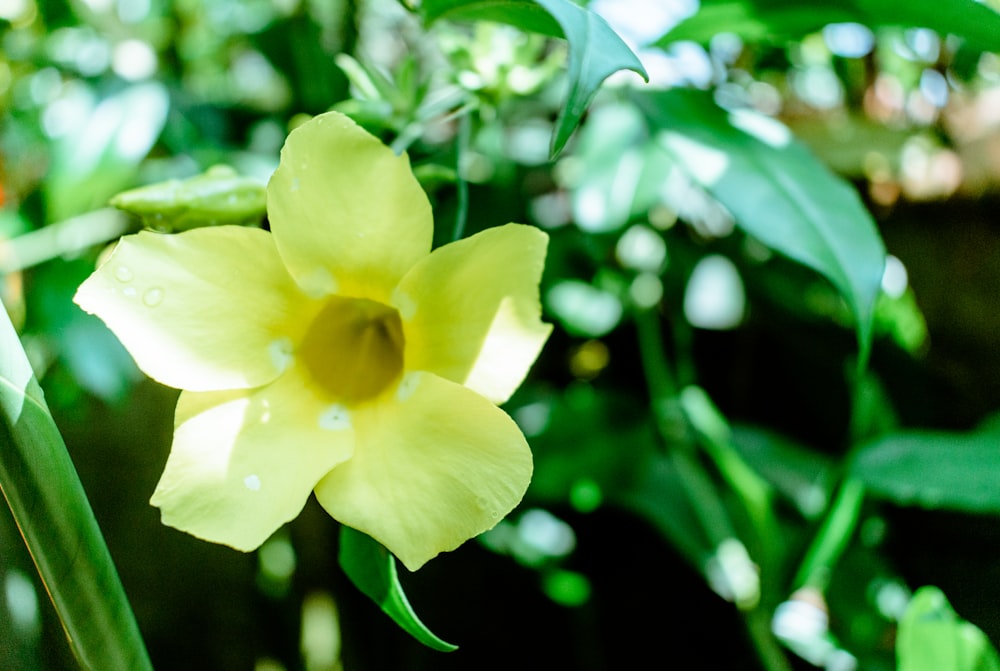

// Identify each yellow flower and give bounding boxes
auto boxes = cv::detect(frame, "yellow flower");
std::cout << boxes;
[74,112,551,571]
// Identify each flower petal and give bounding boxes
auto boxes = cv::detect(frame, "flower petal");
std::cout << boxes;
[395,224,552,404]
[74,226,313,391]
[314,372,532,571]
[267,112,433,302]
[151,365,355,551]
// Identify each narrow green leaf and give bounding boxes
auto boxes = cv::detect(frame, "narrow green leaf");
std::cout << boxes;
[418,0,648,156]
[635,88,885,364]
[897,586,1000,671]
[850,418,1000,514]
[530,0,647,155]
[657,0,1000,52]
[0,301,151,671]
[338,526,458,652]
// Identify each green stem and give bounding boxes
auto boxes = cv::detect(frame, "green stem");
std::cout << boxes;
[793,477,866,591]
[635,308,732,544]
[746,607,795,671]
[0,302,151,671]
[451,112,472,242]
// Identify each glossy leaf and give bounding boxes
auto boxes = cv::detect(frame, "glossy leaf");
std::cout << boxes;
[110,165,266,231]
[897,586,1000,671]
[850,418,1000,514]
[531,0,647,155]
[635,88,885,364]
[419,0,648,155]
[0,300,151,670]
[338,526,458,652]
[658,0,1000,52]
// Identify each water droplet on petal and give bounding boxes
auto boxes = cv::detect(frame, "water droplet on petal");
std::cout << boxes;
[396,372,421,402]
[122,286,138,298]
[290,177,300,193]
[391,289,417,321]
[268,338,294,374]
[244,474,261,491]
[114,266,133,282]
[319,404,351,431]
[301,267,337,298]
[142,287,164,307]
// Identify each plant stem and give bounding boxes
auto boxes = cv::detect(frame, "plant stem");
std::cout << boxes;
[451,112,472,242]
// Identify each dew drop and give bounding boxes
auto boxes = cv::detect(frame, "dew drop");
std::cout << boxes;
[122,286,138,298]
[319,404,351,431]
[114,266,133,282]
[268,338,294,374]
[243,474,261,491]
[142,287,164,307]
[396,372,421,402]
[391,289,417,321]
[290,177,300,193]
[301,267,337,298]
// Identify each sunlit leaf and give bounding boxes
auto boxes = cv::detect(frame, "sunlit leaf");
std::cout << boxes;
[545,279,623,337]
[897,586,1000,671]
[43,83,169,222]
[850,417,1000,514]
[635,88,885,364]
[0,300,151,670]
[418,0,648,155]
[657,0,1000,52]
[338,526,458,652]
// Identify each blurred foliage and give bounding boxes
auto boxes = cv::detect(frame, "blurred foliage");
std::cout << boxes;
[4,0,1000,669]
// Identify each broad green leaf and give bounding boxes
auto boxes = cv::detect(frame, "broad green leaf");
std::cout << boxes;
[658,0,1000,53]
[897,586,1000,671]
[43,83,169,223]
[850,418,1000,514]
[0,300,151,670]
[418,0,648,155]
[338,526,458,652]
[635,88,885,364]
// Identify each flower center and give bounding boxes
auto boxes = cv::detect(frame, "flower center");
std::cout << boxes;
[299,296,405,403]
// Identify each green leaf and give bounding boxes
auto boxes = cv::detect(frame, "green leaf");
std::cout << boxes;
[43,83,169,223]
[0,300,151,670]
[338,526,458,652]
[850,418,1000,514]
[419,0,562,36]
[657,0,1000,52]
[530,0,647,155]
[418,0,648,155]
[635,88,886,364]
[110,165,267,231]
[897,586,1000,671]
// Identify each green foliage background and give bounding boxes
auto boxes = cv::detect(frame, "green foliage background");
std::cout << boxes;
[4,0,1000,669]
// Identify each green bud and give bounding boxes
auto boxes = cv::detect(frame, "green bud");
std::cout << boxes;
[110,165,266,231]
